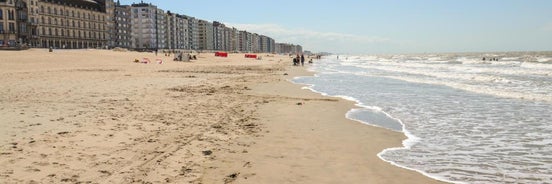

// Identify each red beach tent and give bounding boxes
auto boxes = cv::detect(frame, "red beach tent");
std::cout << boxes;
[215,52,228,57]
[245,54,257,58]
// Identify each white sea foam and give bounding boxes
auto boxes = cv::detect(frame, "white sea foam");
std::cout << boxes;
[295,53,552,184]
[338,57,552,103]
[293,75,455,183]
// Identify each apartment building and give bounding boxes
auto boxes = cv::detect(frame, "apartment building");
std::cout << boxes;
[223,27,232,51]
[259,35,275,53]
[198,19,213,51]
[251,33,259,52]
[0,0,17,47]
[229,27,238,52]
[155,7,166,49]
[113,1,130,48]
[275,43,303,54]
[129,2,156,49]
[14,0,113,49]
[166,12,188,49]
[212,21,225,51]
[104,0,114,47]
[186,16,198,50]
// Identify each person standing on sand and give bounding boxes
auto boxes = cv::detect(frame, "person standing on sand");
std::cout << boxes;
[300,54,305,66]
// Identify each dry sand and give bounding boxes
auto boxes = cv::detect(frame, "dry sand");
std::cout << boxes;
[0,49,443,183]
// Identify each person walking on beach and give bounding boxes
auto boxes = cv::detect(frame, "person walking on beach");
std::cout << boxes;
[300,54,305,66]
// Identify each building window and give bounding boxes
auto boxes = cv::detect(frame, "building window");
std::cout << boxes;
[47,7,51,14]
[8,10,15,20]
[54,8,57,15]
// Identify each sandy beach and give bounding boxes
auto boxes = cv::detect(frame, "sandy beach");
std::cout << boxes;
[0,49,443,183]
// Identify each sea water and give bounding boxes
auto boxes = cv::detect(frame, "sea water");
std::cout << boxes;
[293,52,552,184]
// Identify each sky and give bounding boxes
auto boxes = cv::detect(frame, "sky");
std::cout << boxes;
[119,0,552,54]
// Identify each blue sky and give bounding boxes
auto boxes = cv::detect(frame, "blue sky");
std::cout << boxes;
[119,0,552,54]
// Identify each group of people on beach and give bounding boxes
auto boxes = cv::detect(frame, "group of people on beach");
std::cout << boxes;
[293,54,313,66]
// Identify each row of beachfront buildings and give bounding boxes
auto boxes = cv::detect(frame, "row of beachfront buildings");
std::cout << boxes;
[0,0,303,53]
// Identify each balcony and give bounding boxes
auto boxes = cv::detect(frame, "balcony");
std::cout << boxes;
[0,30,17,34]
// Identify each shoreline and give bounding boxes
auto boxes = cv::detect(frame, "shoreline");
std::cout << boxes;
[200,62,445,183]
[290,67,456,183]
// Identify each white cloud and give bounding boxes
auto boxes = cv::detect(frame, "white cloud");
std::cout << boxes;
[226,23,392,53]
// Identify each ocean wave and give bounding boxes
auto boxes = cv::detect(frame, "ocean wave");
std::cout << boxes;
[295,55,552,183]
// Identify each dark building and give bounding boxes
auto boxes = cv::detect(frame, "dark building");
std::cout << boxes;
[113,0,130,48]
